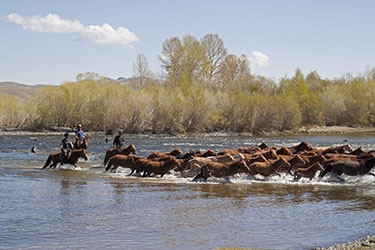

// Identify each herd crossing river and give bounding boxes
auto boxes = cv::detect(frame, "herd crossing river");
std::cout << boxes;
[1,132,375,250]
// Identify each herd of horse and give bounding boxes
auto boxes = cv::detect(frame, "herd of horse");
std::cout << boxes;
[41,139,375,182]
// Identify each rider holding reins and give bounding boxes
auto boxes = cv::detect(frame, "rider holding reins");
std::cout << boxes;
[60,132,74,164]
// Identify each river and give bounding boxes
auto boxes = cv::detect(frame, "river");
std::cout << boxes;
[1,132,375,250]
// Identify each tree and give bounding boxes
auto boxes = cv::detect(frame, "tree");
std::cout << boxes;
[159,37,183,88]
[200,34,227,84]
[216,54,251,91]
[133,53,152,89]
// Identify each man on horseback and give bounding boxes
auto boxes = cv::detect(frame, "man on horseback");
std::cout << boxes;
[74,124,85,149]
[113,130,124,153]
[60,132,74,164]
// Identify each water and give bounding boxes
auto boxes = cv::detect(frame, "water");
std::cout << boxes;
[1,132,375,250]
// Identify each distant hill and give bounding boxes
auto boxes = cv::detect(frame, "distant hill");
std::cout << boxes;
[0,81,43,101]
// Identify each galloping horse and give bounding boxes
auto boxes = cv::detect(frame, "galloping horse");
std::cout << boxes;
[103,144,137,166]
[293,162,324,181]
[42,149,88,169]
[192,158,250,182]
[319,156,375,178]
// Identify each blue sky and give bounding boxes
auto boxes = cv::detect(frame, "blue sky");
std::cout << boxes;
[1,0,374,85]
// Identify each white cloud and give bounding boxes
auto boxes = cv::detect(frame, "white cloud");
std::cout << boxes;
[77,23,139,47]
[5,13,139,47]
[249,51,271,67]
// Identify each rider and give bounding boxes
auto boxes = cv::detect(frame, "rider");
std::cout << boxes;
[75,124,85,148]
[113,130,124,152]
[60,132,74,164]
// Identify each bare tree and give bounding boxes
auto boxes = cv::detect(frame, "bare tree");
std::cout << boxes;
[133,53,151,89]
[200,34,227,84]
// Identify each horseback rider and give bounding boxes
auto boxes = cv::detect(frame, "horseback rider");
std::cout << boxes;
[113,130,124,152]
[60,132,74,164]
[75,124,85,148]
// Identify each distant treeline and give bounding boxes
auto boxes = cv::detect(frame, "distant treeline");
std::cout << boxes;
[1,34,375,134]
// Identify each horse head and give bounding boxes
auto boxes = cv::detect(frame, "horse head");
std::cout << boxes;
[126,144,137,154]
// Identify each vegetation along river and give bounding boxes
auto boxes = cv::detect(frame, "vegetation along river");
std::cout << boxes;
[1,132,375,250]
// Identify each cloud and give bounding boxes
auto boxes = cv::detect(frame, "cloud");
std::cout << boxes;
[77,23,139,46]
[249,51,271,67]
[5,13,139,47]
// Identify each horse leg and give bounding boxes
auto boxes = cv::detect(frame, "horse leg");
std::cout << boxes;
[128,168,135,176]
[192,171,204,182]
[293,172,302,181]
[333,173,345,182]
[142,171,150,177]
[368,172,375,177]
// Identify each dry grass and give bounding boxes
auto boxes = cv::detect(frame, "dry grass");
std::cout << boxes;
[0,81,40,101]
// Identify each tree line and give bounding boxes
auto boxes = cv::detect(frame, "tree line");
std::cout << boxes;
[1,34,375,134]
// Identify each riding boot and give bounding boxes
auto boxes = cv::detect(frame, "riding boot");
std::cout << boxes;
[60,154,64,166]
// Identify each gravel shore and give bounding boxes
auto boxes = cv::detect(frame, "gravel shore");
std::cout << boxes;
[216,236,375,250]
[313,235,375,250]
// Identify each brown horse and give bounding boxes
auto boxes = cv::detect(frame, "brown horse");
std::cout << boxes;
[134,157,181,177]
[147,148,183,159]
[105,154,142,173]
[320,157,375,178]
[192,159,250,182]
[247,158,291,177]
[293,162,324,181]
[42,149,88,169]
[103,144,137,166]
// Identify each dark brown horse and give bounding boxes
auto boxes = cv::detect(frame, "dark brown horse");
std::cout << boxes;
[319,157,375,178]
[42,149,88,169]
[192,159,250,182]
[103,144,137,166]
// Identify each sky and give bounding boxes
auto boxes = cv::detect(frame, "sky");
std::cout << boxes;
[1,0,374,85]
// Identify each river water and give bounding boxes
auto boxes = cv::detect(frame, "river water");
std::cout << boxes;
[1,132,375,250]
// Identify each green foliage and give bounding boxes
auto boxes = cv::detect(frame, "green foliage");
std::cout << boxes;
[2,33,375,134]
[0,94,26,128]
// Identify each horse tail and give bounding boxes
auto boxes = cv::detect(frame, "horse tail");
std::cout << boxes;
[103,152,110,167]
[42,155,52,169]
[105,158,113,172]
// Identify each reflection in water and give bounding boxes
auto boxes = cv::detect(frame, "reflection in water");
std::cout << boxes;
[2,133,375,249]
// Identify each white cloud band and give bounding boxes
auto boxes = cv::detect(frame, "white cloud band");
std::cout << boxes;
[249,51,271,67]
[5,13,139,47]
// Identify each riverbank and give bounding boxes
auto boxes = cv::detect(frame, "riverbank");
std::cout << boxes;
[2,126,375,137]
[215,235,375,249]
[313,235,375,250]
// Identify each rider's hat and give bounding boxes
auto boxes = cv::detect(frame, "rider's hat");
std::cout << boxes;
[77,124,82,128]
[64,132,69,137]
